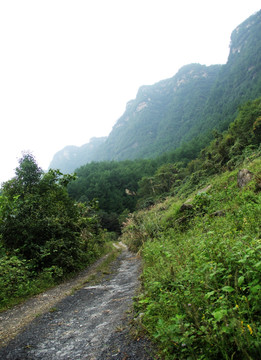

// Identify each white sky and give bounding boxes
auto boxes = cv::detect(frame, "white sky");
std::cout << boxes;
[0,1,260,184]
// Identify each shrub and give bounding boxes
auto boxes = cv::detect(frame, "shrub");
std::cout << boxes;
[0,255,31,307]
[126,160,261,359]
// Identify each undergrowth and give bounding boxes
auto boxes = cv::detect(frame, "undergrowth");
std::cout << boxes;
[0,240,114,312]
[121,157,261,359]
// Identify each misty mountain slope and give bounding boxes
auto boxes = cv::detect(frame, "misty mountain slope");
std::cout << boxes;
[49,10,261,173]
[50,137,107,173]
[198,10,261,132]
[95,64,221,161]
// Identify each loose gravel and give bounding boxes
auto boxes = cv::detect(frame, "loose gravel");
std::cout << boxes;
[0,248,157,359]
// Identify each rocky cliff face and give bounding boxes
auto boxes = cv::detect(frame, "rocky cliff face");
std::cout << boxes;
[229,10,261,63]
[49,10,261,174]
[95,63,221,162]
[201,9,261,131]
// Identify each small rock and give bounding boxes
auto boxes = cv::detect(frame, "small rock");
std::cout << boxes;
[184,198,193,204]
[211,210,225,217]
[176,216,188,224]
[198,184,212,194]
[179,203,193,212]
[237,169,253,188]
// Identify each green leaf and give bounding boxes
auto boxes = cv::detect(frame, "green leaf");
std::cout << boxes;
[205,290,215,299]
[238,276,245,286]
[164,252,172,258]
[221,325,231,334]
[222,286,235,292]
[254,261,261,270]
[139,298,150,304]
[250,285,261,294]
[212,309,227,321]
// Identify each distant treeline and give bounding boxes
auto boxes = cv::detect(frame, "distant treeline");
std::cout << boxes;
[68,97,261,231]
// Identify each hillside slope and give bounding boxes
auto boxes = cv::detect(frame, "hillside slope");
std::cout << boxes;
[50,10,261,173]
[50,137,107,174]
[94,64,221,161]
[121,155,261,359]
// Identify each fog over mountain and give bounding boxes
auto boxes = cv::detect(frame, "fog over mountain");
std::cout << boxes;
[50,10,261,173]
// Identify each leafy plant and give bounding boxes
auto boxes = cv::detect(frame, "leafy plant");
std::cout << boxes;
[0,153,110,309]
[124,158,261,359]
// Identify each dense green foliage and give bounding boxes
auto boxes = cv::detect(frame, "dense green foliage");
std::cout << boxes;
[119,98,261,358]
[138,98,261,202]
[67,98,261,233]
[202,10,261,133]
[96,64,221,162]
[68,159,160,231]
[122,160,261,359]
[0,154,109,310]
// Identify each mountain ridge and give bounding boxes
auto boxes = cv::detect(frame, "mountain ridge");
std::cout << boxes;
[49,10,261,173]
[49,137,107,173]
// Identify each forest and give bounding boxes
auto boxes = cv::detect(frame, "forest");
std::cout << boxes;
[67,98,261,232]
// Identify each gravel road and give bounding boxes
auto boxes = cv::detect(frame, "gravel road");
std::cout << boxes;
[0,248,157,360]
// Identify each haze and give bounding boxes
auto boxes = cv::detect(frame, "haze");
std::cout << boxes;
[0,0,260,184]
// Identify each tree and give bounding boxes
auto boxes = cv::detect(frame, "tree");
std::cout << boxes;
[0,154,85,273]
[15,152,43,192]
[229,97,261,147]
[2,153,43,199]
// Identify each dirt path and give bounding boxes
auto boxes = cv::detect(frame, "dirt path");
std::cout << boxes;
[0,246,156,359]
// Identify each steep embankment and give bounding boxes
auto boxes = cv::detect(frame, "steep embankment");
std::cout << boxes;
[121,156,261,359]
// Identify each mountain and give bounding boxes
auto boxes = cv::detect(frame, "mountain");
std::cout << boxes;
[49,137,107,173]
[199,10,261,132]
[93,63,221,161]
[50,10,261,173]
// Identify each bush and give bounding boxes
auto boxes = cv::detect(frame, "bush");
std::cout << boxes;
[0,155,88,273]
[0,255,31,307]
[125,160,261,359]
[0,154,109,309]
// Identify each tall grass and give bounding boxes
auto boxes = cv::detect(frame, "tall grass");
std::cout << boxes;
[122,158,261,359]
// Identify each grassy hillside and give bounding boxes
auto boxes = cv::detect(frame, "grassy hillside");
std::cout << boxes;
[121,152,261,359]
[118,96,261,359]
[68,97,261,234]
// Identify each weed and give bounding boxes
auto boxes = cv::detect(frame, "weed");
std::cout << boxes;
[124,159,261,359]
[49,307,58,313]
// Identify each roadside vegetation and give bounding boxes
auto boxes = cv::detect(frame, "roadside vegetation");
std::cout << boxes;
[0,97,260,359]
[0,154,113,311]
[120,98,261,359]
[122,158,261,359]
